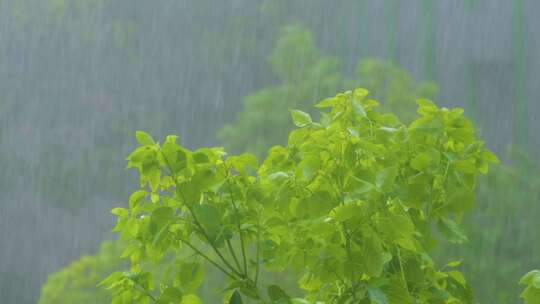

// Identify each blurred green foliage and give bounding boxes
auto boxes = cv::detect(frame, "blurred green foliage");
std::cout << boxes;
[38,238,227,303]
[38,241,125,304]
[349,60,438,124]
[218,26,342,157]
[440,150,540,303]
[218,25,436,157]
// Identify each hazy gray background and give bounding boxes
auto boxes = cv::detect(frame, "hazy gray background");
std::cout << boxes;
[0,1,538,303]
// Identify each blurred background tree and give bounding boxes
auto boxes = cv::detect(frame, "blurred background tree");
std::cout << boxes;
[38,241,124,304]
[219,25,437,158]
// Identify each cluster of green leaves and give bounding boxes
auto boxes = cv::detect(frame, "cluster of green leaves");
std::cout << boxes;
[103,88,497,303]
[520,270,540,304]
[39,241,125,304]
[218,25,436,157]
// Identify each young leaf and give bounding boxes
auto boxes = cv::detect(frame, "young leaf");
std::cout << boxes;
[289,109,312,127]
[158,287,183,303]
[438,217,469,244]
[267,285,291,302]
[135,130,155,145]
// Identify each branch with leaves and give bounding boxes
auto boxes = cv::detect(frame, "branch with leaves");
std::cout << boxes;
[102,88,498,303]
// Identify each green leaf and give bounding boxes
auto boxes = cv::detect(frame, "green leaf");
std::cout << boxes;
[315,97,336,108]
[481,149,499,163]
[381,277,414,304]
[239,280,260,300]
[345,175,376,197]
[177,262,204,292]
[152,219,172,246]
[181,294,202,304]
[135,131,155,145]
[289,109,312,127]
[267,171,291,182]
[416,99,437,114]
[157,287,183,304]
[228,153,258,174]
[445,260,463,268]
[111,207,128,217]
[363,233,385,277]
[446,189,474,212]
[352,99,367,117]
[521,287,540,304]
[267,285,291,302]
[410,150,439,172]
[192,204,221,241]
[375,166,398,191]
[448,270,466,286]
[297,155,320,180]
[368,287,388,304]
[165,135,178,143]
[329,203,364,222]
[521,270,540,287]
[152,207,174,225]
[229,290,243,304]
[98,271,123,287]
[353,87,369,102]
[452,159,477,174]
[129,190,147,208]
[351,89,369,117]
[193,151,210,163]
[438,217,468,244]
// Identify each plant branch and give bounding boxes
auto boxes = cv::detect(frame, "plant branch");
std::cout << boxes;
[227,239,243,273]
[134,282,157,302]
[177,237,238,280]
[337,152,358,300]
[224,166,249,277]
[254,216,261,286]
[160,151,244,278]
[397,246,409,292]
